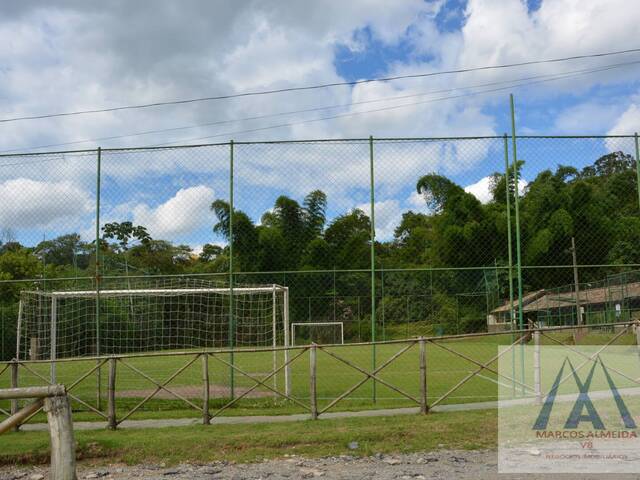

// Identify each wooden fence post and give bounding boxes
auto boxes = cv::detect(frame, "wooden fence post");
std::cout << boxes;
[107,357,117,430]
[310,345,317,420]
[202,353,210,425]
[10,361,18,432]
[419,338,428,414]
[534,330,541,405]
[43,394,76,480]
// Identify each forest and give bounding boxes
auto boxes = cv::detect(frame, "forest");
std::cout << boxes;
[0,150,638,358]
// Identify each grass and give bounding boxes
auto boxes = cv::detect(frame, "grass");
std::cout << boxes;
[0,331,633,423]
[0,340,507,422]
[0,409,498,466]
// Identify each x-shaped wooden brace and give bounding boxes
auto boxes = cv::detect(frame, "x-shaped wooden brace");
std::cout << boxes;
[19,359,108,420]
[429,334,529,409]
[209,347,310,419]
[318,341,419,415]
[539,324,635,399]
[429,336,535,397]
[117,354,202,424]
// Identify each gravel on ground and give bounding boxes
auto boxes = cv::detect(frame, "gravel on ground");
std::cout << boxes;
[3,449,640,480]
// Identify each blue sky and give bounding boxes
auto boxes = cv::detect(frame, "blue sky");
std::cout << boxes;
[0,0,638,249]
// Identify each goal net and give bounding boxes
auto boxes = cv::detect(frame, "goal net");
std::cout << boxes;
[291,322,344,346]
[16,278,290,360]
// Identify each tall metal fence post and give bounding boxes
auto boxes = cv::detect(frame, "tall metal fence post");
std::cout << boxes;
[635,133,640,210]
[50,297,57,383]
[202,353,210,425]
[509,95,524,330]
[10,360,19,431]
[229,140,235,400]
[510,94,526,395]
[107,357,117,430]
[503,134,515,326]
[369,135,377,404]
[95,146,102,411]
[533,329,541,405]
[283,287,292,397]
[310,344,318,420]
[419,338,428,414]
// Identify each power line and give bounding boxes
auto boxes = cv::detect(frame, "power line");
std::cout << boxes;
[3,59,638,154]
[1,47,639,124]
[153,60,640,147]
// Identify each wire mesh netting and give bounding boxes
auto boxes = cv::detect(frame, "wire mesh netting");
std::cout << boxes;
[0,134,640,424]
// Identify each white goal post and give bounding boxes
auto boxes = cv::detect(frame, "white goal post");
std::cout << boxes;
[291,322,344,346]
[16,281,291,395]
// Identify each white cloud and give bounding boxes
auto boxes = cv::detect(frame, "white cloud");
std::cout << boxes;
[0,178,92,229]
[406,190,431,214]
[604,95,640,152]
[0,0,637,157]
[357,199,402,240]
[131,185,215,240]
[464,176,527,204]
[554,101,627,135]
[608,103,640,136]
[464,176,495,204]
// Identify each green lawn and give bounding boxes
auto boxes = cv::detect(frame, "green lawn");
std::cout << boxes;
[0,331,634,424]
[0,409,498,466]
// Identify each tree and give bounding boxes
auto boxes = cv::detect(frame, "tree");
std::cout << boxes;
[416,174,465,213]
[390,211,433,266]
[102,222,151,252]
[211,200,259,271]
[272,196,306,268]
[267,191,327,269]
[0,244,41,302]
[102,222,153,284]
[199,243,223,262]
[128,240,193,274]
[35,233,90,269]
[303,190,327,237]
[489,160,525,204]
[591,151,634,177]
[325,209,371,269]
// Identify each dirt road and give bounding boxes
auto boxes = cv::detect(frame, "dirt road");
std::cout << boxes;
[4,449,640,479]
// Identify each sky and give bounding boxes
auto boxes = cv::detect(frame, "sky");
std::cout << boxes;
[0,0,639,249]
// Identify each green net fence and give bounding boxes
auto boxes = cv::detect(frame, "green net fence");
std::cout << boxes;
[0,135,639,360]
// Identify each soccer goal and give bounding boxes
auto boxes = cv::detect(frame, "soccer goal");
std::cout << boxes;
[291,322,344,346]
[16,279,291,388]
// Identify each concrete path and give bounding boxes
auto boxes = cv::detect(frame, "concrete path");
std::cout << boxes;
[22,385,640,432]
[20,400,500,432]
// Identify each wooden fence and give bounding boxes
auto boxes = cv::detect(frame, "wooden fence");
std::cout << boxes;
[0,321,637,430]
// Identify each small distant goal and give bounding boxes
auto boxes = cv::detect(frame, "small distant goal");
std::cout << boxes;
[291,322,344,346]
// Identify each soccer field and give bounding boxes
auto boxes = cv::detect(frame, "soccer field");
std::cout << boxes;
[1,330,636,423]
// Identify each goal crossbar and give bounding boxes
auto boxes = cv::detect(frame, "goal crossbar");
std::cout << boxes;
[21,285,287,299]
